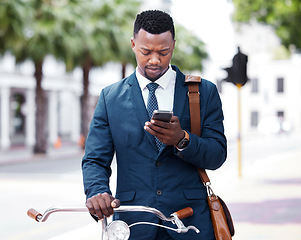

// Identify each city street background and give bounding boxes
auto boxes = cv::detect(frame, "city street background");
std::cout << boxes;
[1,133,300,240]
[1,1,301,239]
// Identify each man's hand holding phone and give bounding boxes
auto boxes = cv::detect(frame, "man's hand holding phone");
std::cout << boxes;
[144,110,185,146]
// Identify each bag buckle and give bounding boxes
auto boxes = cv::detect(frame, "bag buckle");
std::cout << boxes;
[205,182,215,198]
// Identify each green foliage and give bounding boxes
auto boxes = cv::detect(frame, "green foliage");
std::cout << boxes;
[232,0,301,50]
[0,0,208,72]
[0,0,31,55]
[53,0,140,72]
[0,0,139,68]
[172,25,208,72]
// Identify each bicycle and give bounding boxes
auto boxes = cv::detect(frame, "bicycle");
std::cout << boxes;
[27,205,200,240]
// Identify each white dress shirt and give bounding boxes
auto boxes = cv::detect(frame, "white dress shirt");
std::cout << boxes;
[136,65,176,112]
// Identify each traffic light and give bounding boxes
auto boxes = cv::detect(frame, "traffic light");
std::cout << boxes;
[223,47,248,87]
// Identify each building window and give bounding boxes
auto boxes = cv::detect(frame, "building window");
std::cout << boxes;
[251,111,259,127]
[251,78,259,93]
[11,93,26,135]
[277,111,284,118]
[277,77,284,93]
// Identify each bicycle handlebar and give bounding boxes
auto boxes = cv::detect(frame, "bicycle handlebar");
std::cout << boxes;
[27,208,43,222]
[27,205,199,238]
[174,207,194,220]
[27,206,89,222]
[27,205,193,222]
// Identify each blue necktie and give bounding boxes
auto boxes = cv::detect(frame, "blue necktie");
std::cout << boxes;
[146,83,163,150]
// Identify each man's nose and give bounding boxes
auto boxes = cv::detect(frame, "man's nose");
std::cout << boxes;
[149,53,160,64]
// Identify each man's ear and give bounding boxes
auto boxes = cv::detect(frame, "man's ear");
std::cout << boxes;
[131,38,135,52]
[172,39,176,51]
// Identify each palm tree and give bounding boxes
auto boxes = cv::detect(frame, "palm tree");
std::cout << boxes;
[0,0,31,55]
[57,0,140,147]
[22,0,68,154]
[0,0,50,153]
[105,1,139,79]
[0,0,85,153]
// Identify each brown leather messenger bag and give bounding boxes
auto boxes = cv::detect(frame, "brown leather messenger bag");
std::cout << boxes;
[185,75,235,240]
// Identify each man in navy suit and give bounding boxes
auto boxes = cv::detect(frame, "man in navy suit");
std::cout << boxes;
[82,10,227,240]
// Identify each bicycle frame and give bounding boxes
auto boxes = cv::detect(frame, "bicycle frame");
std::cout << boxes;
[28,205,200,240]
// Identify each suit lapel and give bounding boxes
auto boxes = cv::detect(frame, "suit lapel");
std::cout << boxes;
[127,73,158,150]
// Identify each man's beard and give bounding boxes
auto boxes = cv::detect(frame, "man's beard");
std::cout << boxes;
[144,71,162,82]
[144,66,168,82]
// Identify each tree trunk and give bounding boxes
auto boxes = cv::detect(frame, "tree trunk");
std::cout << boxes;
[122,63,127,79]
[80,57,92,149]
[34,61,47,154]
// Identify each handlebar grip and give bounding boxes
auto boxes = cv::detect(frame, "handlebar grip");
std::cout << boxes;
[27,208,42,222]
[174,207,193,219]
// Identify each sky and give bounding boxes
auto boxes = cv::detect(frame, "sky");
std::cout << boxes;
[171,0,236,62]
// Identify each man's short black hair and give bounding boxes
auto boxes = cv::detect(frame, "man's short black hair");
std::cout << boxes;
[133,10,175,39]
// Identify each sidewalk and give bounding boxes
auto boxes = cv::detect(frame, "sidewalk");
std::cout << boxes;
[210,145,301,239]
[1,138,301,240]
[0,143,84,165]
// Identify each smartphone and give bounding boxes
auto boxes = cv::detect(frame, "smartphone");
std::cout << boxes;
[151,110,173,122]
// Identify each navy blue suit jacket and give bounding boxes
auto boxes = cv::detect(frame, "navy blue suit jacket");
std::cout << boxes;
[82,65,226,239]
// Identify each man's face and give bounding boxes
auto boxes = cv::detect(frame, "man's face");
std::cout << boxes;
[131,29,175,82]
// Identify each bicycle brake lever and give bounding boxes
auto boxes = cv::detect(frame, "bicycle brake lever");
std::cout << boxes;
[171,213,200,233]
[178,225,200,233]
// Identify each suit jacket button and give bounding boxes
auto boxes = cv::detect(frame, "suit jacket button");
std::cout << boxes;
[156,161,162,167]
[156,190,162,196]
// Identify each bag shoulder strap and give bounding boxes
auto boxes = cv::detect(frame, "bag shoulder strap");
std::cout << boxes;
[185,75,201,137]
[185,75,210,185]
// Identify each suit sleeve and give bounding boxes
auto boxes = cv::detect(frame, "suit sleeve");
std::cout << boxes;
[175,82,227,170]
[82,89,114,199]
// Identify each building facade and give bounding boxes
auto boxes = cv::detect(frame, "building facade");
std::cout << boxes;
[219,53,301,139]
[0,54,125,150]
[210,22,301,139]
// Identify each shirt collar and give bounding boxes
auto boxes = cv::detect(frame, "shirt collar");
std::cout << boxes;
[136,65,176,91]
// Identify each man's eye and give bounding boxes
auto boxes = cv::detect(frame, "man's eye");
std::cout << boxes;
[141,51,150,55]
[160,52,168,56]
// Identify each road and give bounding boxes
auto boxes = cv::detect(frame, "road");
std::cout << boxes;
[0,133,300,240]
[0,150,106,240]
